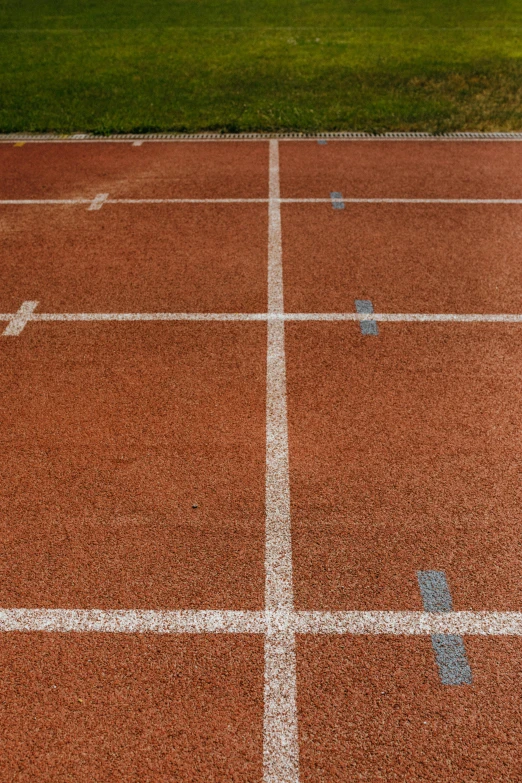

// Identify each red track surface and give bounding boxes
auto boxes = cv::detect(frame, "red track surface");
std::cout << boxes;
[282,204,522,313]
[0,205,268,312]
[1,324,265,609]
[287,324,522,611]
[0,141,268,199]
[0,139,521,781]
[280,141,522,198]
[298,636,522,781]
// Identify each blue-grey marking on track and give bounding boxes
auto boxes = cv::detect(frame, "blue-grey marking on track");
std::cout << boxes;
[417,570,453,612]
[431,634,473,685]
[330,191,344,209]
[355,300,378,335]
[318,140,327,145]
[417,571,472,686]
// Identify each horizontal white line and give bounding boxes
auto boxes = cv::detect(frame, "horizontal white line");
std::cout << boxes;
[282,198,522,204]
[294,611,522,635]
[0,609,266,634]
[29,312,268,321]
[1,312,521,324]
[1,197,521,206]
[0,198,265,205]
[0,199,90,205]
[112,198,268,204]
[283,312,522,323]
[1,609,521,635]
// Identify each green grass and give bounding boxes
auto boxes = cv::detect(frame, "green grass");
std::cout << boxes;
[1,0,521,133]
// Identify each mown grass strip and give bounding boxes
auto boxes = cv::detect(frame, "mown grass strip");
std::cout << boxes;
[0,1,521,132]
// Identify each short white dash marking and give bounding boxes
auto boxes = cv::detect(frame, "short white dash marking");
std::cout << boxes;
[2,301,38,335]
[88,193,109,210]
[132,140,143,146]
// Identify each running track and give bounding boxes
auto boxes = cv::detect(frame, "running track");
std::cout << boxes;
[1,137,521,781]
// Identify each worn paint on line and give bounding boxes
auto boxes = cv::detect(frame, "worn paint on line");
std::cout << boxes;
[355,299,378,335]
[330,192,345,209]
[88,193,109,211]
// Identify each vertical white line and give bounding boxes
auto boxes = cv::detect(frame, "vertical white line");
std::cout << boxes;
[268,140,284,315]
[264,139,299,783]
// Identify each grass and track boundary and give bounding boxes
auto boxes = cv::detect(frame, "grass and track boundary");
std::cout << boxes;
[2,132,522,142]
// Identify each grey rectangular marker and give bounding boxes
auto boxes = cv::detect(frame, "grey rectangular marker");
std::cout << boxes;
[417,570,453,612]
[318,140,327,145]
[355,299,378,335]
[330,191,344,209]
[431,634,473,685]
[417,570,472,686]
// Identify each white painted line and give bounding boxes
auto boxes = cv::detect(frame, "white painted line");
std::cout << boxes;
[132,141,143,146]
[264,626,299,783]
[110,198,267,204]
[0,198,268,205]
[264,139,299,783]
[293,611,522,635]
[0,198,266,205]
[88,193,109,211]
[288,313,522,322]
[0,199,90,205]
[268,141,284,315]
[0,312,521,324]
[0,609,265,634]
[2,301,38,336]
[2,197,522,206]
[30,312,269,322]
[280,198,522,204]
[1,609,522,636]
[265,317,294,613]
